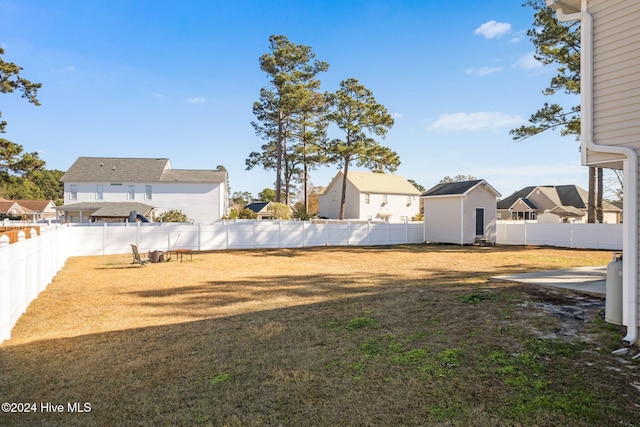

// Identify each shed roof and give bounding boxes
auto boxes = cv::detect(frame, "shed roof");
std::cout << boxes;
[421,180,500,198]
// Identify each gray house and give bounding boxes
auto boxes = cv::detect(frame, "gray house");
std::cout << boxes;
[497,185,621,224]
[422,180,501,245]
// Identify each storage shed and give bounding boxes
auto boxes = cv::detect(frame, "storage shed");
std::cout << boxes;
[421,179,501,245]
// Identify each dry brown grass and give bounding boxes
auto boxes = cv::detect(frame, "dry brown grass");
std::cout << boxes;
[1,244,638,426]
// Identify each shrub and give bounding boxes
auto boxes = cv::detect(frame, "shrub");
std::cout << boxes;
[157,209,190,223]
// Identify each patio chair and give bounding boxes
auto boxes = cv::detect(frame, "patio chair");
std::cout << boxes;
[130,244,150,267]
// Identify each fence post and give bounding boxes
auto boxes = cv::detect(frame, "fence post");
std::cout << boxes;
[37,227,48,291]
[302,220,306,247]
[0,235,11,343]
[226,220,230,250]
[570,224,574,248]
[14,231,27,324]
[25,229,38,304]
[405,218,409,243]
[253,220,257,249]
[387,220,390,244]
[102,222,107,255]
[325,220,329,246]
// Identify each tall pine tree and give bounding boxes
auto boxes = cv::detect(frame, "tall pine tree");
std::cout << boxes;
[511,0,603,222]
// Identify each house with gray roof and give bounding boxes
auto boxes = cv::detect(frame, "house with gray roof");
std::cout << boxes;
[317,171,421,221]
[497,185,621,224]
[58,157,228,223]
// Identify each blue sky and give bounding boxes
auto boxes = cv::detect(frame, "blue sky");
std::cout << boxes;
[0,0,586,199]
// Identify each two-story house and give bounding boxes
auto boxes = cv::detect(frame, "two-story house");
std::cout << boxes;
[317,171,421,221]
[547,0,639,344]
[58,157,228,223]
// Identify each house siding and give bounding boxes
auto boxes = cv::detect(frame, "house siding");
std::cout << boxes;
[424,197,462,244]
[464,186,498,243]
[588,0,640,335]
[591,0,640,152]
[64,181,224,223]
[317,172,420,221]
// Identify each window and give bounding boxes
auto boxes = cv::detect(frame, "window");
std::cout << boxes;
[128,185,135,200]
[145,185,152,200]
[70,184,77,200]
[407,195,412,205]
[365,193,370,204]
[96,185,103,200]
[382,194,388,205]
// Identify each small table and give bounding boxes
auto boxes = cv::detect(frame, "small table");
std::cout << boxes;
[171,249,193,262]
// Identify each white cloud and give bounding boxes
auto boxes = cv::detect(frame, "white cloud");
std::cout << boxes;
[186,97,207,104]
[429,112,524,131]
[513,53,543,71]
[464,66,503,76]
[474,20,511,39]
[152,93,164,98]
[392,112,404,119]
[57,66,75,73]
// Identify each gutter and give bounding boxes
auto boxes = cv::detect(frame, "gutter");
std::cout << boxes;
[547,0,638,345]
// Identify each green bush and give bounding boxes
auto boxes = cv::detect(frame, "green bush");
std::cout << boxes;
[157,209,189,222]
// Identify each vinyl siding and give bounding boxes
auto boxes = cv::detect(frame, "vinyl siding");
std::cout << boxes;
[589,0,640,334]
[424,197,463,244]
[591,0,640,150]
[424,187,497,244]
[318,173,420,221]
[64,181,224,223]
[464,187,498,243]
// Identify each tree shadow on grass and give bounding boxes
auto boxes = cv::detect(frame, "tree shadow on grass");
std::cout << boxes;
[1,281,636,427]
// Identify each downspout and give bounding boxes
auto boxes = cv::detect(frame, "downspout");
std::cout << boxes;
[548,0,638,345]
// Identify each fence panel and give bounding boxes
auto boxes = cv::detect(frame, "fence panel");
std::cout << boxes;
[496,222,622,250]
[0,226,68,344]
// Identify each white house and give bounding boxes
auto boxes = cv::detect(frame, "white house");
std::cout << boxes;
[58,157,228,224]
[317,171,421,221]
[546,0,639,344]
[497,185,621,224]
[422,180,501,245]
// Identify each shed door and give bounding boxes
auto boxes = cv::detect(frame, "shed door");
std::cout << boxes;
[475,208,484,236]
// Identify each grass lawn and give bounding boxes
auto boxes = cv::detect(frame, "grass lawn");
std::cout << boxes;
[1,244,639,426]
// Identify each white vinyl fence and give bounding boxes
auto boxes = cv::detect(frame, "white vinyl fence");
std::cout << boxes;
[64,219,426,256]
[0,226,69,344]
[1,219,624,344]
[0,220,423,343]
[496,221,622,250]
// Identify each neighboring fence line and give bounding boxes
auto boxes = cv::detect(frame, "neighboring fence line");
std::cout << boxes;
[64,219,426,256]
[0,226,69,344]
[1,220,624,344]
[496,221,622,250]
